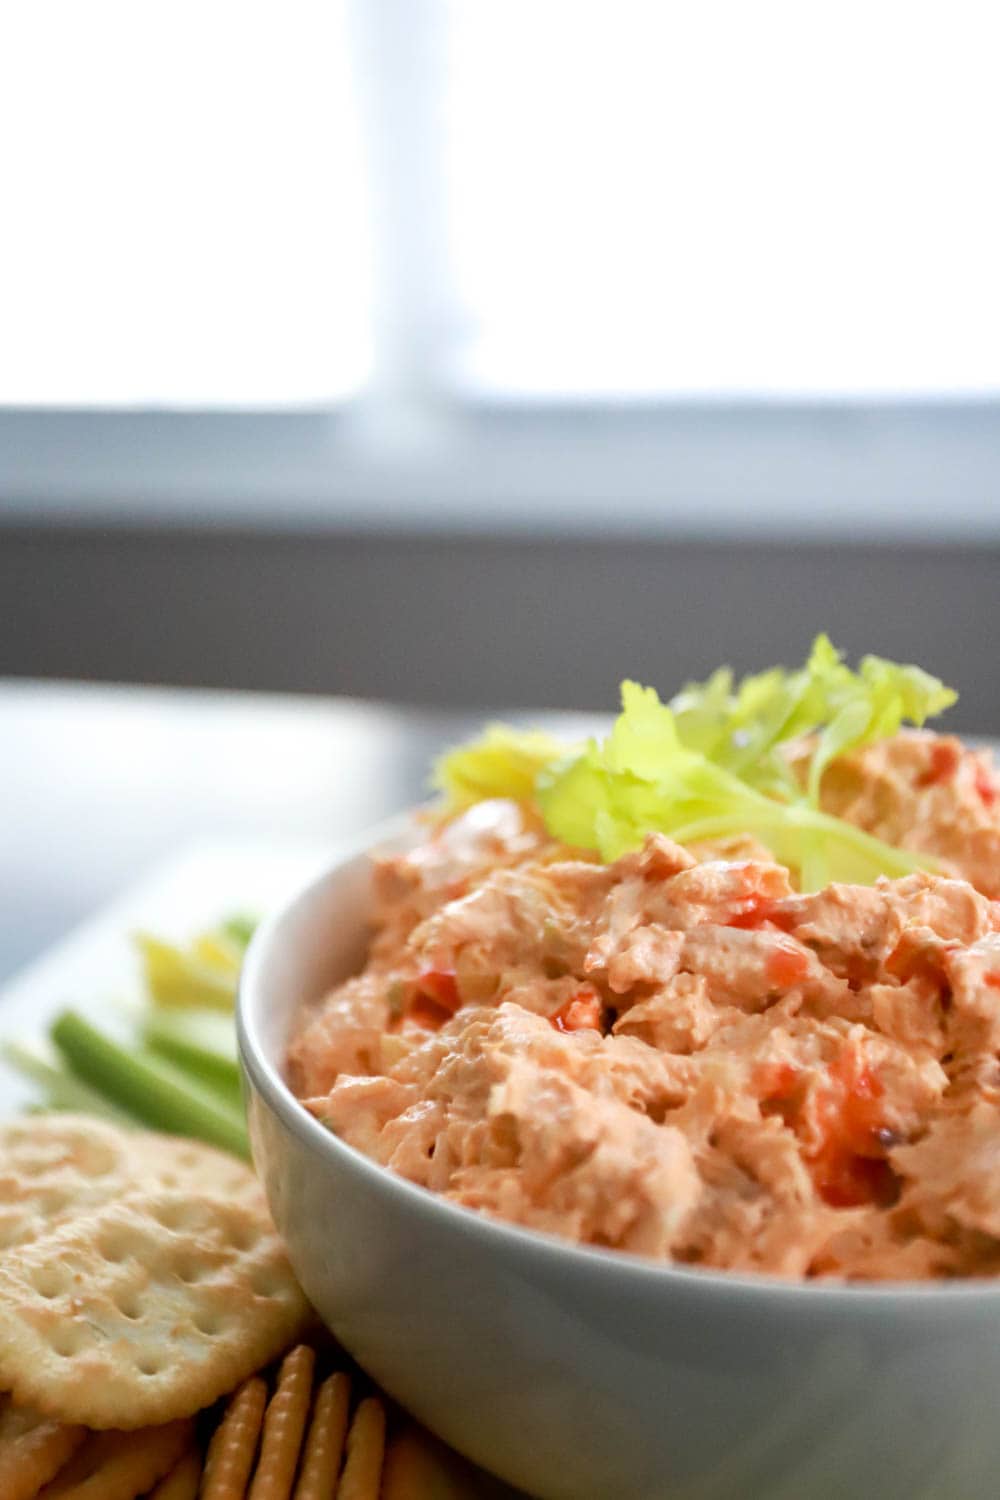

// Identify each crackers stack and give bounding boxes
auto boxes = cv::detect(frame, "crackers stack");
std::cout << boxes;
[0,1115,308,1497]
[0,1115,501,1499]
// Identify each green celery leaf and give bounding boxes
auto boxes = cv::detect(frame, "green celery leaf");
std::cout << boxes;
[433,724,571,808]
[134,913,257,1011]
[670,634,956,808]
[537,678,942,887]
[220,913,257,950]
[431,639,957,889]
[805,645,957,803]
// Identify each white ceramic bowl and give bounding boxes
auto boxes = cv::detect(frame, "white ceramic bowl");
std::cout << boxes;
[238,817,1000,1500]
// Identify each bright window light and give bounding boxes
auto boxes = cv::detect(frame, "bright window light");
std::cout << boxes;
[0,1,372,405]
[444,0,1000,398]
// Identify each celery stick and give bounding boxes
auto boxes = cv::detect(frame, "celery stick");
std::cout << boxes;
[2,1037,140,1126]
[191,932,243,977]
[135,933,237,1010]
[141,1008,242,1107]
[221,913,257,950]
[50,1010,249,1158]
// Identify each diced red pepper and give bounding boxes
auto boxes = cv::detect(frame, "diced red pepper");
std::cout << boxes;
[415,969,460,1012]
[812,1150,895,1209]
[551,989,603,1034]
[754,1061,799,1100]
[754,1044,898,1206]
[975,766,998,808]
[406,996,446,1029]
[829,1060,885,1153]
[809,1050,898,1207]
[406,969,461,1030]
[727,897,796,932]
[766,940,810,989]
[918,740,960,788]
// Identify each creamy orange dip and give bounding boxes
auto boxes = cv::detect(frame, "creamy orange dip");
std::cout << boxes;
[289,730,1000,1279]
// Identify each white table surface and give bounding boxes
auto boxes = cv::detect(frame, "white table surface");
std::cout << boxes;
[0,678,592,1101]
[0,679,545,984]
[0,841,325,1112]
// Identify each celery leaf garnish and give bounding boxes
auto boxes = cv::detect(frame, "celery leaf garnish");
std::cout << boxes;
[433,724,569,808]
[434,638,958,888]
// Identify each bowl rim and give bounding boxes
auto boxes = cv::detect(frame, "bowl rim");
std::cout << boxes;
[238,808,1000,1307]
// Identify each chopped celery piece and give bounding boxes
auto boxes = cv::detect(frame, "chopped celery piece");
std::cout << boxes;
[433,724,571,808]
[190,932,243,976]
[50,1010,249,1158]
[134,915,256,1009]
[135,932,237,1011]
[2,1037,140,1126]
[220,913,257,951]
[141,1007,242,1107]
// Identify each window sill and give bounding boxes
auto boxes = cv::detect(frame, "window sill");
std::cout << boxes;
[1,401,998,542]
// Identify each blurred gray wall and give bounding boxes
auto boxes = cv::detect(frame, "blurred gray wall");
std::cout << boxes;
[2,524,998,731]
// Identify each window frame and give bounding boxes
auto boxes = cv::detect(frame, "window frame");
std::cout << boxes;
[1,398,998,540]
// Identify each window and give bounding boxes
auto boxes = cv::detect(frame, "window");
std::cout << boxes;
[444,1,1000,398]
[1,3,998,535]
[0,1,371,405]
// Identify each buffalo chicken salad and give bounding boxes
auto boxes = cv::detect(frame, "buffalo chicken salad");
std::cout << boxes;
[289,639,1000,1280]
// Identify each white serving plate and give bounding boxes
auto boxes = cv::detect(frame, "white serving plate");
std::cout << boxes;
[0,832,526,1497]
[0,841,326,1114]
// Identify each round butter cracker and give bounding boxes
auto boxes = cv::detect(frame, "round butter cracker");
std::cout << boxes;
[0,1189,309,1429]
[0,1115,264,1254]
